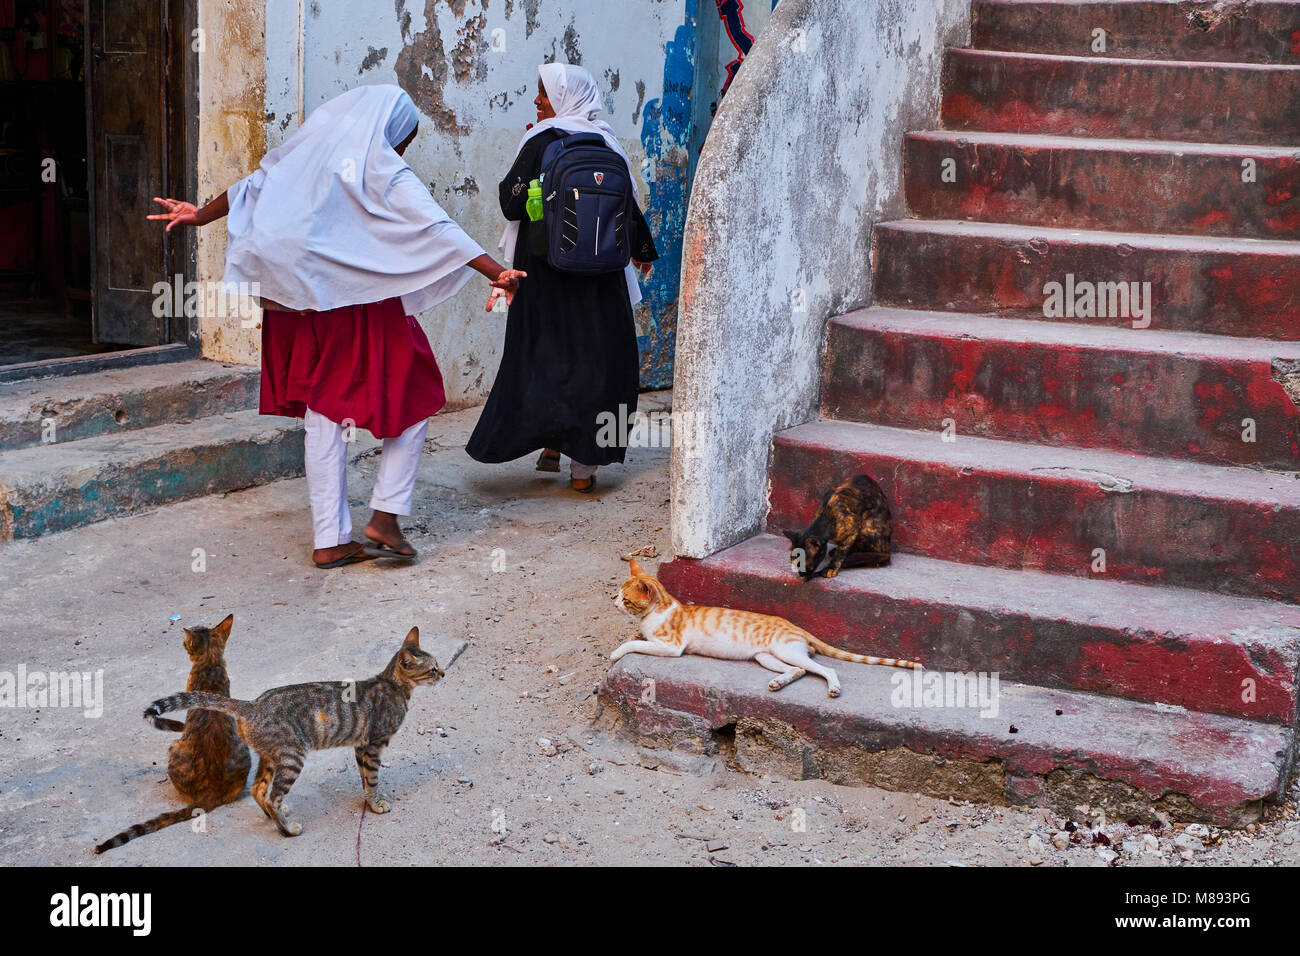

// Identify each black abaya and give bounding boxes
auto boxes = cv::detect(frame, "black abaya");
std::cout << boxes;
[466,129,659,467]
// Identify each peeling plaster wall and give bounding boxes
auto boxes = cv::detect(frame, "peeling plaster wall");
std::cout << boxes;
[669,0,972,558]
[195,0,267,365]
[261,0,696,409]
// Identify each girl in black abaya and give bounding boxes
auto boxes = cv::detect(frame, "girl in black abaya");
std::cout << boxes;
[466,63,657,492]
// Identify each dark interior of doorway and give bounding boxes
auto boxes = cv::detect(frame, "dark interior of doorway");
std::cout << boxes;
[0,0,121,367]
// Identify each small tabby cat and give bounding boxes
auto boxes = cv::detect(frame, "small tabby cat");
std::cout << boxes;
[783,473,892,581]
[613,559,920,697]
[95,614,252,853]
[142,626,441,837]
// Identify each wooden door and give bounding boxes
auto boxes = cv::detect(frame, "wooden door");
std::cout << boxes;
[85,0,185,347]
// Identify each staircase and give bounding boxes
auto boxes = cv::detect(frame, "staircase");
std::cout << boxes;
[599,0,1300,825]
[0,360,303,539]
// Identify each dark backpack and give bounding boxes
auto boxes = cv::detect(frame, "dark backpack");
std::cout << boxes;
[536,131,634,276]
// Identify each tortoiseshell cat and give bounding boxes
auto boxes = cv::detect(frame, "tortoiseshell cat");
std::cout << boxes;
[143,626,442,837]
[613,560,920,697]
[95,614,251,853]
[783,474,892,581]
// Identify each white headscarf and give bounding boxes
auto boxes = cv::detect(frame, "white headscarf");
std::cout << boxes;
[499,63,643,306]
[224,84,486,315]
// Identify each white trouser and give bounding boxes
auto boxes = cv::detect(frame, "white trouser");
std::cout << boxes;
[303,407,428,549]
[569,460,597,480]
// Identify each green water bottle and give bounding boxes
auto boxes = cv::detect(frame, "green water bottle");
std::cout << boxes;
[526,178,544,222]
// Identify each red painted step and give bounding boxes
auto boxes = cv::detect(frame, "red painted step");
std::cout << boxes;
[971,0,1300,64]
[657,534,1300,724]
[768,419,1300,602]
[943,48,1300,146]
[822,307,1300,468]
[599,651,1293,825]
[904,130,1300,240]
[872,219,1300,339]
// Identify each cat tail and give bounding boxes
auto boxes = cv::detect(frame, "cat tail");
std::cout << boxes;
[805,636,922,670]
[144,691,251,728]
[93,805,200,854]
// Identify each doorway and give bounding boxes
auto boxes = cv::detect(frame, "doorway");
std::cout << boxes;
[0,0,193,375]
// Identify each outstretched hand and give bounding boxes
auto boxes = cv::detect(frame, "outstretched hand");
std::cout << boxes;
[147,197,200,231]
[486,269,527,311]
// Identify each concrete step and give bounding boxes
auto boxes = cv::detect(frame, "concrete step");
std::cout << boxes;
[972,0,1300,65]
[0,359,260,452]
[657,533,1300,724]
[768,419,1300,602]
[942,48,1300,146]
[598,649,1293,826]
[0,408,304,539]
[872,219,1300,339]
[822,307,1300,469]
[904,130,1300,240]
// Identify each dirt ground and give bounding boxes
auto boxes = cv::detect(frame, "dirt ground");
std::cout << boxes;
[2,391,1298,867]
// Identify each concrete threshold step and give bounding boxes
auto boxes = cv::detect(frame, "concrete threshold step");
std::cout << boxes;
[598,651,1294,825]
[657,533,1300,724]
[904,129,1300,240]
[871,219,1300,339]
[0,408,304,539]
[823,307,1300,468]
[769,418,1300,601]
[972,0,1300,65]
[942,47,1300,146]
[0,359,260,451]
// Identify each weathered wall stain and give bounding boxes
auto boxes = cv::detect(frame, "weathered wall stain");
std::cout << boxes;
[359,46,389,73]
[633,78,646,122]
[562,20,582,63]
[394,0,470,139]
[451,15,488,83]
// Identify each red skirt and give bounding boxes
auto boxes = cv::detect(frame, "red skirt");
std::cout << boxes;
[259,297,445,439]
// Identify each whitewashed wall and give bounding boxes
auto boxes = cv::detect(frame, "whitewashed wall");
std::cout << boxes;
[670,0,973,558]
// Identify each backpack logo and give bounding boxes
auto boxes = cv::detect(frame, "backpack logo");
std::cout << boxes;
[593,171,605,185]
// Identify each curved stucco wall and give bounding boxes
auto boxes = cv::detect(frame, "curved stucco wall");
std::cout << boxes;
[670,0,971,558]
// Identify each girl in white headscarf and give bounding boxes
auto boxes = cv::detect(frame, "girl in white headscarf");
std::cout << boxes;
[466,64,658,492]
[149,84,525,568]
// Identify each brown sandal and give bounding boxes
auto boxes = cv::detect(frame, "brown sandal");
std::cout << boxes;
[570,475,597,493]
[363,537,418,561]
[314,544,378,569]
[536,449,561,472]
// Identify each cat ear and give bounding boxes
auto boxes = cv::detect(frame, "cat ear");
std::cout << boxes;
[403,626,421,649]
[782,530,800,544]
[213,614,234,641]
[628,558,644,576]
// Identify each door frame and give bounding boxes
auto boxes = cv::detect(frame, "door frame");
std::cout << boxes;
[0,0,199,384]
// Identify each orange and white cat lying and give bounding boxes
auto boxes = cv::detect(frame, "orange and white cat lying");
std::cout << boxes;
[612,559,921,698]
